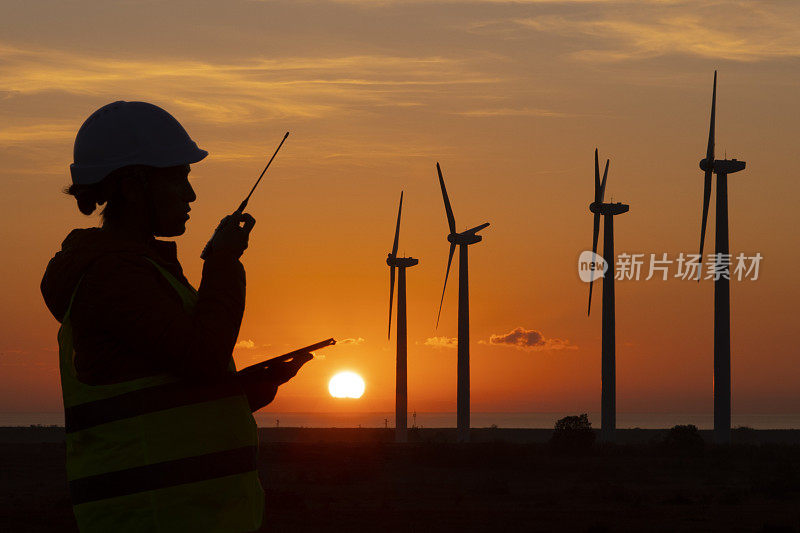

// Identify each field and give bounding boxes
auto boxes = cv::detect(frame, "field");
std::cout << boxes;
[2,428,799,532]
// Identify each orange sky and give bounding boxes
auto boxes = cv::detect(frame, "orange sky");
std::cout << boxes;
[1,0,798,418]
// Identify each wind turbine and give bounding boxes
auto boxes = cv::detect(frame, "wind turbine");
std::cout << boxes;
[588,149,629,443]
[387,191,418,443]
[435,162,490,443]
[697,71,745,444]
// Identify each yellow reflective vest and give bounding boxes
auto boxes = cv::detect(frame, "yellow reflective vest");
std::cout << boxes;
[58,258,264,532]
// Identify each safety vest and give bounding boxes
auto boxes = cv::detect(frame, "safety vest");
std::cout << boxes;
[58,258,264,532]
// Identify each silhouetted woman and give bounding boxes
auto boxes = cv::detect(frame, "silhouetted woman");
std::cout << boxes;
[41,101,302,532]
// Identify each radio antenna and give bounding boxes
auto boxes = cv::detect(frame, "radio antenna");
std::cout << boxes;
[236,131,290,214]
[200,131,290,260]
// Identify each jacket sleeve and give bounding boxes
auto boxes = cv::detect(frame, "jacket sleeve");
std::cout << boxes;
[71,253,246,382]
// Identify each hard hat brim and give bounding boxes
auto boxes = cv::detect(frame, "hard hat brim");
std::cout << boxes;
[70,145,208,185]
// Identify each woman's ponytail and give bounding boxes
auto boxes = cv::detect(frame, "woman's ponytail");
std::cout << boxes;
[66,183,108,215]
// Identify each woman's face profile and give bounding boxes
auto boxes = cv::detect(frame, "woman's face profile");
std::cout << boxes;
[147,165,196,237]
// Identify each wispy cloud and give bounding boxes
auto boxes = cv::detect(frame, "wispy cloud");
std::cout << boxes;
[326,0,688,5]
[0,43,501,125]
[455,106,574,117]
[486,327,576,351]
[510,5,800,62]
[339,337,366,345]
[424,336,458,349]
[0,123,75,143]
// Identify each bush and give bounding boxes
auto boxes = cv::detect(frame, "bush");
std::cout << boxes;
[733,425,758,445]
[550,414,596,453]
[663,424,704,455]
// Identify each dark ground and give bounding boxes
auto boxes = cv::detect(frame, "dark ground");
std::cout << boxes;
[2,428,800,532]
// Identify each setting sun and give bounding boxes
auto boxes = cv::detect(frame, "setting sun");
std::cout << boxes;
[328,372,365,399]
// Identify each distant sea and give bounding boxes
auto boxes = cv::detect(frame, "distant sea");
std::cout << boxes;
[2,412,800,429]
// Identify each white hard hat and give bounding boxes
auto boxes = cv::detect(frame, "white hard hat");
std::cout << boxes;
[70,101,208,185]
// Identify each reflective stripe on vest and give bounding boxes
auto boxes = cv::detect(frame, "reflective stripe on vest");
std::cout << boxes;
[59,257,264,532]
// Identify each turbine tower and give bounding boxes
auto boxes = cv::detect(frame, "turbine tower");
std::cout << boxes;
[435,162,490,443]
[387,191,418,443]
[697,71,745,444]
[587,149,629,443]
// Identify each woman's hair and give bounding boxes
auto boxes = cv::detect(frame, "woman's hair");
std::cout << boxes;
[65,165,151,222]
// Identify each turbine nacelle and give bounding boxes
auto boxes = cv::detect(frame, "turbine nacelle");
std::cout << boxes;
[699,158,746,175]
[589,201,629,216]
[387,254,419,268]
[447,231,484,246]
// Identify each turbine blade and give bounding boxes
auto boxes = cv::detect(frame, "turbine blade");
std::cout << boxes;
[588,212,600,316]
[594,149,600,202]
[436,242,456,328]
[707,71,716,167]
[388,266,396,339]
[391,191,403,257]
[698,171,712,275]
[600,159,609,202]
[437,162,457,234]
[465,222,490,234]
[698,71,716,277]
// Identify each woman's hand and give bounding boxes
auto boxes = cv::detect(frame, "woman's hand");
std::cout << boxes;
[208,212,256,259]
[262,352,313,386]
[239,352,313,412]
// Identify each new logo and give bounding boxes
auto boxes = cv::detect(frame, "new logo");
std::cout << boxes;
[578,251,608,282]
